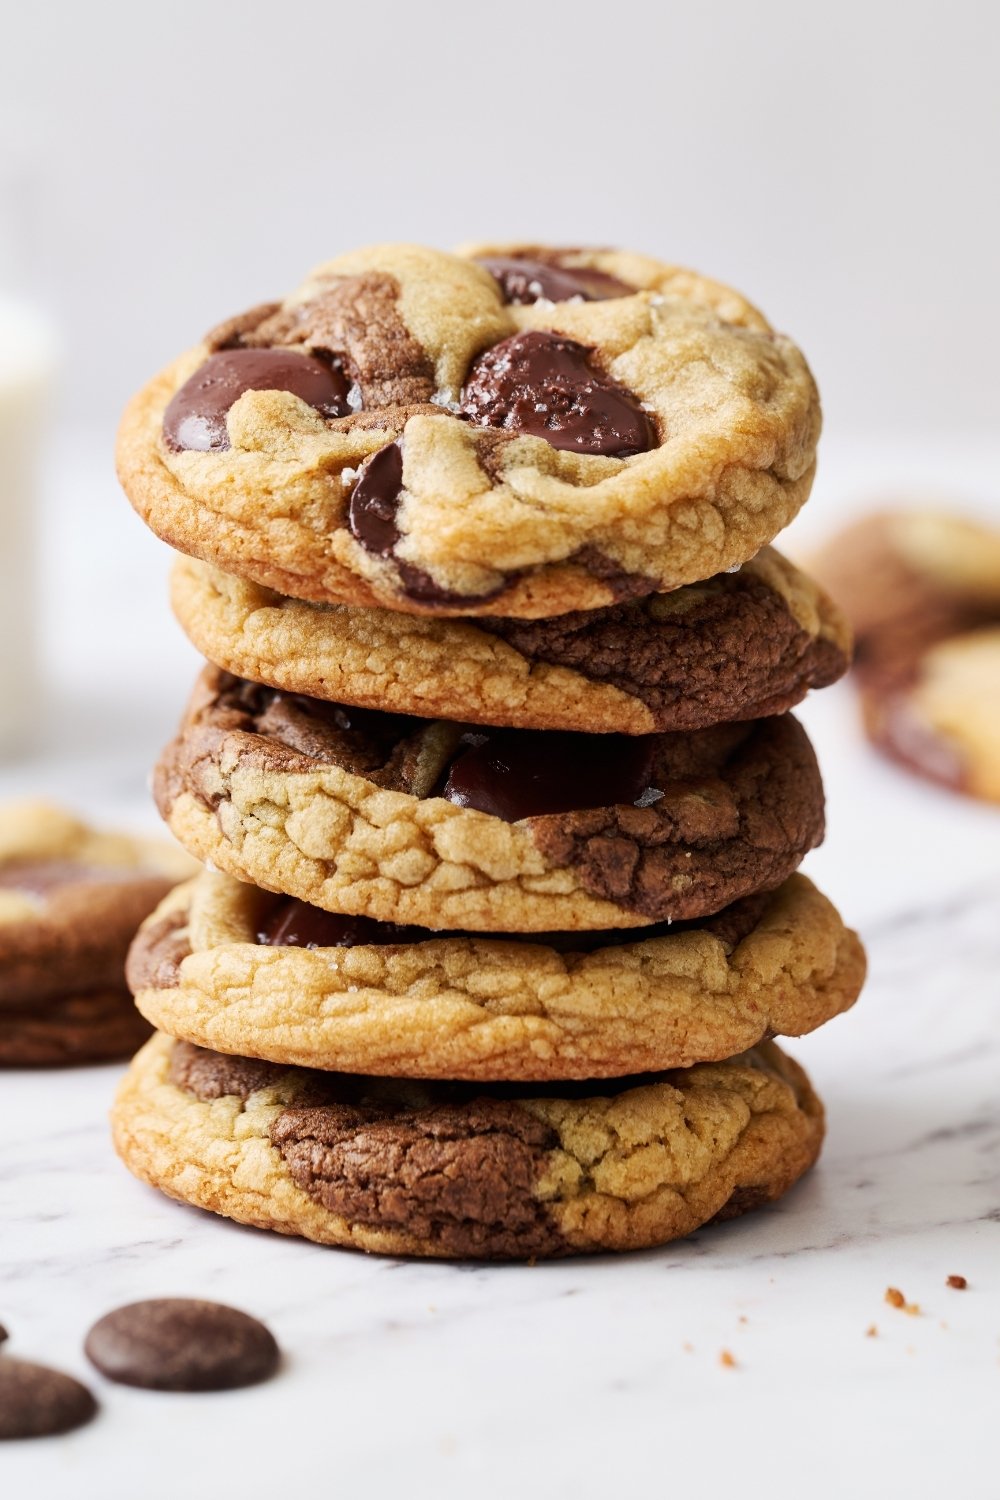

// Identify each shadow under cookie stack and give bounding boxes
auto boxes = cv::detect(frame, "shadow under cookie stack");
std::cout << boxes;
[113,243,866,1260]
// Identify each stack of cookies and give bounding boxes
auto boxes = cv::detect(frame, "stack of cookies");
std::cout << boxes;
[112,243,866,1259]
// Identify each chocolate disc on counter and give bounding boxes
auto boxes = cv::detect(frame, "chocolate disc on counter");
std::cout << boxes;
[0,1354,97,1439]
[84,1299,280,1392]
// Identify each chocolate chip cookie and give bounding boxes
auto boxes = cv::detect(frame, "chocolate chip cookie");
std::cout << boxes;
[111,1031,824,1259]
[862,627,1000,801]
[812,510,1000,800]
[0,802,195,1065]
[171,547,849,734]
[153,667,825,931]
[127,871,863,1080]
[116,243,820,618]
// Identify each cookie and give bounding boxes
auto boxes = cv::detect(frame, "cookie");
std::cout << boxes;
[128,871,863,1080]
[811,512,1000,800]
[0,803,196,1066]
[154,667,825,931]
[171,547,849,735]
[116,243,821,619]
[0,1354,97,1439]
[111,1031,824,1260]
[85,1299,279,1391]
[861,627,1000,802]
[811,511,1000,650]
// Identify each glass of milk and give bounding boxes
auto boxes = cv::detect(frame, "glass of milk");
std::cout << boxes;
[0,295,56,755]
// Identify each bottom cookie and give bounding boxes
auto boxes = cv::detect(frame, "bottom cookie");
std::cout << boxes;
[112,1032,824,1260]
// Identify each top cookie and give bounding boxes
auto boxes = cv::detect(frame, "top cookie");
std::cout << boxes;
[117,243,821,618]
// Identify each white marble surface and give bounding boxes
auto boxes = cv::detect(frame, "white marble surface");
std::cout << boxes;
[1,432,999,1497]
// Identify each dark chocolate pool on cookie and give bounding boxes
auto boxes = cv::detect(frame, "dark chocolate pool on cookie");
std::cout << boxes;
[478,255,635,305]
[460,330,655,457]
[257,890,767,955]
[163,347,355,452]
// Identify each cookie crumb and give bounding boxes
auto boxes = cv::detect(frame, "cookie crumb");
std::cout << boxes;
[946,1274,968,1290]
[738,1315,748,1325]
[865,1324,878,1338]
[682,1342,694,1354]
[885,1286,920,1315]
[719,1349,737,1369]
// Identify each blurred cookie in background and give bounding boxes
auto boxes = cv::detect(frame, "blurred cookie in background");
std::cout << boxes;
[0,802,195,1065]
[812,511,1000,801]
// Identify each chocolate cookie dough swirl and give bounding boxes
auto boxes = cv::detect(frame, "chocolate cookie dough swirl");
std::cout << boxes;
[113,240,865,1259]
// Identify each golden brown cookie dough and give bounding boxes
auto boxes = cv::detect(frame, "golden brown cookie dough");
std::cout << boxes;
[171,547,849,734]
[0,802,195,1065]
[117,243,821,619]
[127,871,864,1080]
[112,1031,824,1259]
[153,667,825,931]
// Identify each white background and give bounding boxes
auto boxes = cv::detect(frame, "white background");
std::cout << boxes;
[1,0,998,439]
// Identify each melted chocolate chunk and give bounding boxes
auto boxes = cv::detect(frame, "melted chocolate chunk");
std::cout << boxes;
[348,443,513,607]
[479,256,635,305]
[163,348,354,453]
[347,441,404,554]
[460,331,655,457]
[259,893,765,954]
[260,900,424,949]
[442,728,658,821]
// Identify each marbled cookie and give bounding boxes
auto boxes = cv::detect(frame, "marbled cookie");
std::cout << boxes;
[112,1032,825,1260]
[811,511,1000,651]
[128,871,864,1080]
[171,547,849,734]
[154,668,825,931]
[117,243,820,618]
[812,511,1000,800]
[0,803,194,1065]
[862,627,1000,802]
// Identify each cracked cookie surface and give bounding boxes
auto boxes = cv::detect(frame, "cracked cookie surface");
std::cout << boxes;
[0,802,195,1066]
[127,871,864,1079]
[112,1031,824,1259]
[117,243,820,619]
[154,667,825,931]
[171,547,849,734]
